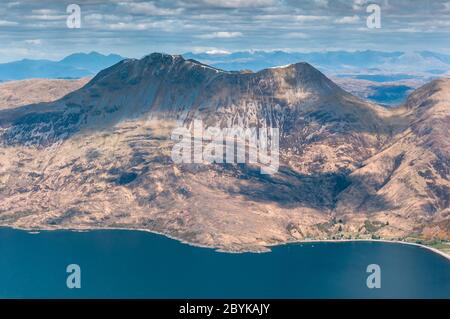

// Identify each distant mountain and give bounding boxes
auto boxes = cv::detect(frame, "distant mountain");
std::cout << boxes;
[0,53,448,252]
[0,52,124,81]
[59,52,125,74]
[184,50,450,77]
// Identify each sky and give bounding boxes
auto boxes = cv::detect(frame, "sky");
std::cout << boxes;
[0,0,449,62]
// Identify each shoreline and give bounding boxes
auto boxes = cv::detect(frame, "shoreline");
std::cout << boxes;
[1,225,449,261]
[271,238,450,262]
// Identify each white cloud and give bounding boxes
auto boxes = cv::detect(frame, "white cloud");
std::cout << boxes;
[6,2,20,8]
[394,28,418,33]
[197,31,243,39]
[27,9,66,21]
[118,2,183,15]
[108,22,150,30]
[294,15,328,22]
[0,20,18,26]
[201,0,277,8]
[31,9,58,15]
[205,49,231,55]
[105,20,180,32]
[335,15,360,24]
[284,32,309,39]
[444,2,450,12]
[352,0,368,11]
[84,13,130,23]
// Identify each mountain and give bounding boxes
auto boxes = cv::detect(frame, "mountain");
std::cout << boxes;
[0,52,124,82]
[0,53,448,252]
[60,52,125,73]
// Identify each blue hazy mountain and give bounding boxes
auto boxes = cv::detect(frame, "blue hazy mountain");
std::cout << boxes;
[1,50,448,82]
[0,52,124,81]
[59,52,124,73]
[183,50,450,75]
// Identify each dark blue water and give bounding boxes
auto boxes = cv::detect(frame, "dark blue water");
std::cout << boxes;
[0,228,449,298]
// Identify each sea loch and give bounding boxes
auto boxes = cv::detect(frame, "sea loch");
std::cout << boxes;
[0,228,449,298]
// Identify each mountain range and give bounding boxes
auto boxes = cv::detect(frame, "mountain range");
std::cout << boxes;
[0,53,448,252]
[0,52,123,82]
[184,50,450,76]
[2,50,449,82]
[2,50,448,107]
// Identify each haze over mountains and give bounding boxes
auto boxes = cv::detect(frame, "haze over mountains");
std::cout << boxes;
[0,53,448,252]
[0,52,123,82]
[2,50,449,81]
[184,50,450,76]
[2,50,447,107]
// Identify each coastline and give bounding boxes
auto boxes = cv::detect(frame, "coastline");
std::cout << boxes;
[1,224,449,261]
[275,238,450,262]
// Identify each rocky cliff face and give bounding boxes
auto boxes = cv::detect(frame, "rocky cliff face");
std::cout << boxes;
[0,53,448,251]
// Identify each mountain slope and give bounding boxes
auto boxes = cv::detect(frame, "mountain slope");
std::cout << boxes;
[0,78,89,110]
[335,79,450,240]
[0,53,447,251]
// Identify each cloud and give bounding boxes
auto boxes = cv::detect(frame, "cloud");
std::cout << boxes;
[294,15,328,22]
[0,20,18,26]
[0,0,449,62]
[84,13,129,23]
[197,31,244,39]
[200,0,277,8]
[335,15,360,24]
[352,0,368,11]
[107,22,150,30]
[205,49,232,54]
[444,2,450,12]
[31,9,58,15]
[24,39,42,45]
[6,2,20,8]
[27,9,66,21]
[283,32,309,39]
[117,1,184,15]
